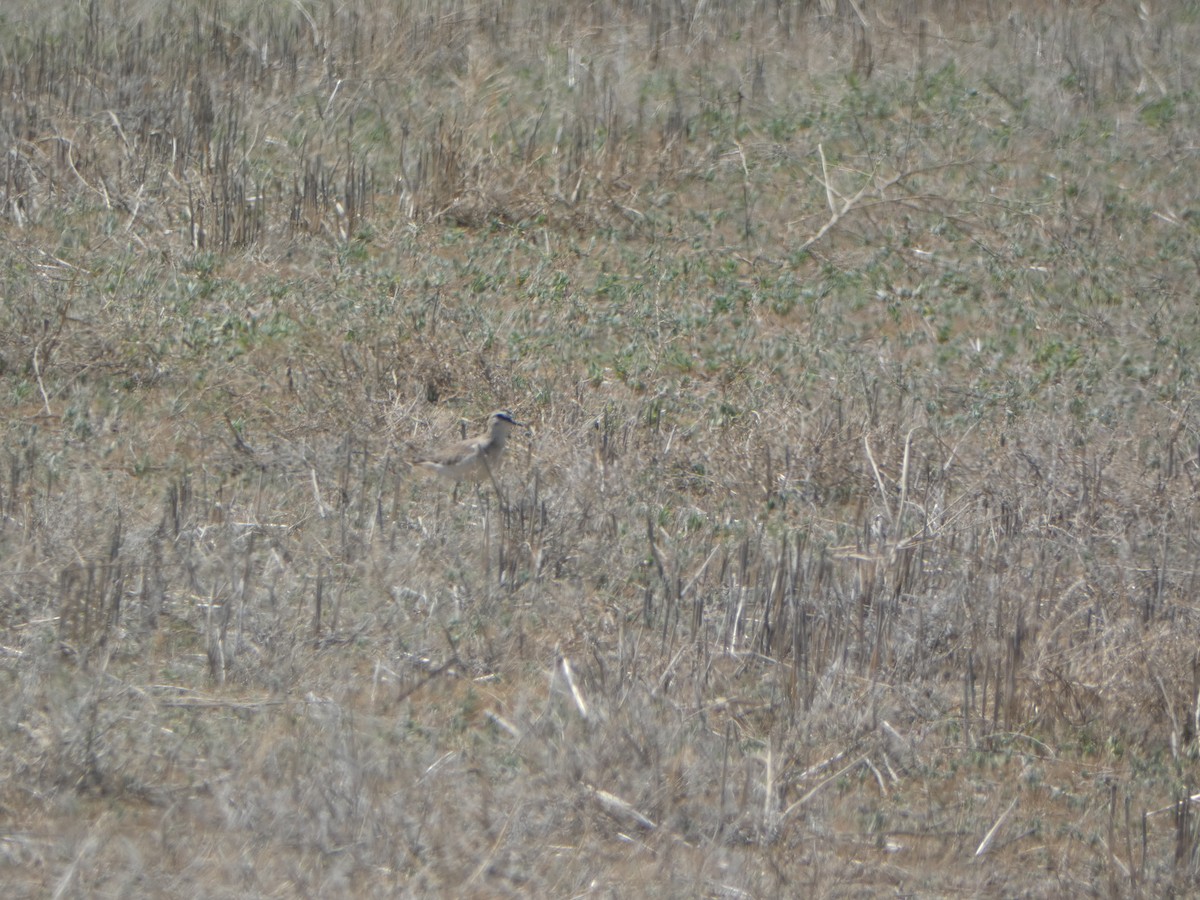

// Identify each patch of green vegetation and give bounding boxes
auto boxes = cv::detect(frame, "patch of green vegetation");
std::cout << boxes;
[1138,95,1177,129]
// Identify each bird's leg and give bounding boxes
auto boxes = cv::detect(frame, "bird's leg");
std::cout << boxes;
[482,457,509,516]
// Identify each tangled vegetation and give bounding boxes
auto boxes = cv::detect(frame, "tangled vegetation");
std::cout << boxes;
[2,1,1200,895]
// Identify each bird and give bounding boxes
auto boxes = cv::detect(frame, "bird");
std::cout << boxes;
[413,410,526,483]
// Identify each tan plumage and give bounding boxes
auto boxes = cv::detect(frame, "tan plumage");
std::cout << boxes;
[414,410,525,482]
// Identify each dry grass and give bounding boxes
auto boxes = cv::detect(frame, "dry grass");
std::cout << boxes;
[2,0,1200,895]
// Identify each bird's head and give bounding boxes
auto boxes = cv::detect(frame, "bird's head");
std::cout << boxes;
[488,410,525,438]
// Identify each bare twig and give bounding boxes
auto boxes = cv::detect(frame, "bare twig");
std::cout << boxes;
[484,710,523,739]
[817,143,839,214]
[863,434,892,526]
[976,796,1018,856]
[779,754,869,823]
[893,426,919,558]
[798,166,875,255]
[586,783,657,831]
[559,653,589,720]
[32,343,52,416]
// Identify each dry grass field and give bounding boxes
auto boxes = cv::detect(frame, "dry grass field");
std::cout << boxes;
[2,0,1200,895]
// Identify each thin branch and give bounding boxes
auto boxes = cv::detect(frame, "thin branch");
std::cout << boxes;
[32,343,52,416]
[863,434,892,526]
[976,796,1018,856]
